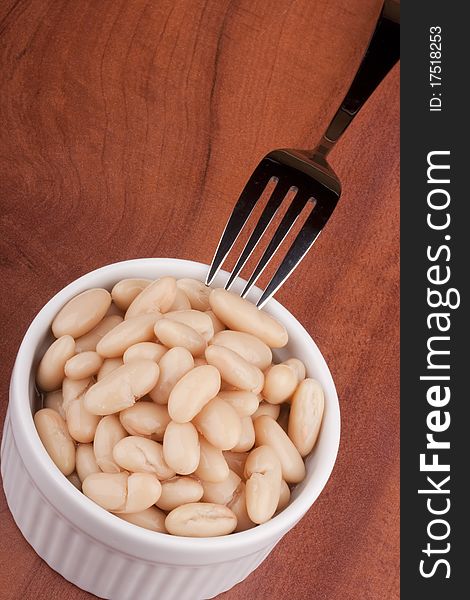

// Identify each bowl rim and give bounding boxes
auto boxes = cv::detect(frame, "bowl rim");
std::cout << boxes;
[6,258,340,560]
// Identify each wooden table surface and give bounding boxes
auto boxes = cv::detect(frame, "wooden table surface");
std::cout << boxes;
[0,1,399,598]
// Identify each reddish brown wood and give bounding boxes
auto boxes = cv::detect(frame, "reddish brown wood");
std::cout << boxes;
[0,1,399,598]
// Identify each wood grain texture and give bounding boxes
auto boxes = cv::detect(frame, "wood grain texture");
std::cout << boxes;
[0,1,399,598]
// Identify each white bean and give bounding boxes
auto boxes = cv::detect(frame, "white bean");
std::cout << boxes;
[156,476,203,511]
[97,314,160,358]
[34,408,75,475]
[165,503,237,537]
[52,289,111,338]
[93,415,127,473]
[164,309,214,342]
[193,397,241,451]
[163,421,200,475]
[262,364,297,405]
[97,357,123,381]
[211,330,272,370]
[209,288,288,348]
[205,345,264,393]
[201,470,241,505]
[84,360,159,415]
[244,445,282,524]
[117,506,166,532]
[288,378,324,457]
[154,319,206,357]
[125,277,177,319]
[194,437,230,483]
[123,342,167,364]
[76,443,101,482]
[253,416,305,483]
[176,279,211,311]
[37,335,75,392]
[64,351,103,380]
[111,279,152,311]
[119,402,170,440]
[168,365,220,423]
[113,436,175,479]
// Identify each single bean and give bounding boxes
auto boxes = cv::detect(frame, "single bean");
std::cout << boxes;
[217,391,260,417]
[252,401,280,421]
[223,451,248,479]
[97,357,123,381]
[82,471,127,511]
[123,342,167,364]
[277,480,291,512]
[244,445,282,524]
[148,346,194,405]
[52,289,111,338]
[205,310,225,335]
[66,396,101,443]
[168,288,191,311]
[168,365,220,423]
[211,330,272,370]
[165,502,237,537]
[97,314,160,358]
[209,288,288,348]
[37,335,75,391]
[111,278,152,311]
[44,389,65,419]
[119,402,170,440]
[194,437,230,483]
[65,351,103,380]
[82,472,162,514]
[34,408,75,475]
[84,360,159,415]
[75,315,123,353]
[176,279,211,311]
[117,506,166,532]
[201,470,241,505]
[125,277,177,319]
[205,345,264,394]
[156,476,204,511]
[193,397,241,451]
[231,416,255,453]
[163,421,200,475]
[62,376,93,412]
[164,309,214,342]
[288,378,324,457]
[283,358,306,383]
[253,416,306,483]
[93,415,127,473]
[76,443,101,482]
[227,482,255,532]
[154,319,206,357]
[262,364,298,405]
[113,436,175,479]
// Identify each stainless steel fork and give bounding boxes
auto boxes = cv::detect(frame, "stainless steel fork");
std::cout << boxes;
[206,1,400,308]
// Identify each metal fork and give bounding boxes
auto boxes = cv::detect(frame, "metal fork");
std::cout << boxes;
[206,1,400,308]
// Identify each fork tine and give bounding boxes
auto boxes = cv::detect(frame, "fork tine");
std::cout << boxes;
[240,191,310,298]
[224,181,291,290]
[256,198,337,308]
[205,162,272,286]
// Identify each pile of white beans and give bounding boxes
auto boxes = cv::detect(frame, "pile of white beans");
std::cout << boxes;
[34,277,324,537]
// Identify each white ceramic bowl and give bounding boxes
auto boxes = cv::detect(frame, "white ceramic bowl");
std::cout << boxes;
[1,258,340,600]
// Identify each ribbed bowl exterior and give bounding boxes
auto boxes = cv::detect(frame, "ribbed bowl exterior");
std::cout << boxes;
[1,411,276,600]
[1,259,340,600]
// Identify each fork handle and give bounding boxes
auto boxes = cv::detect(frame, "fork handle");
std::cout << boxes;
[316,1,400,156]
